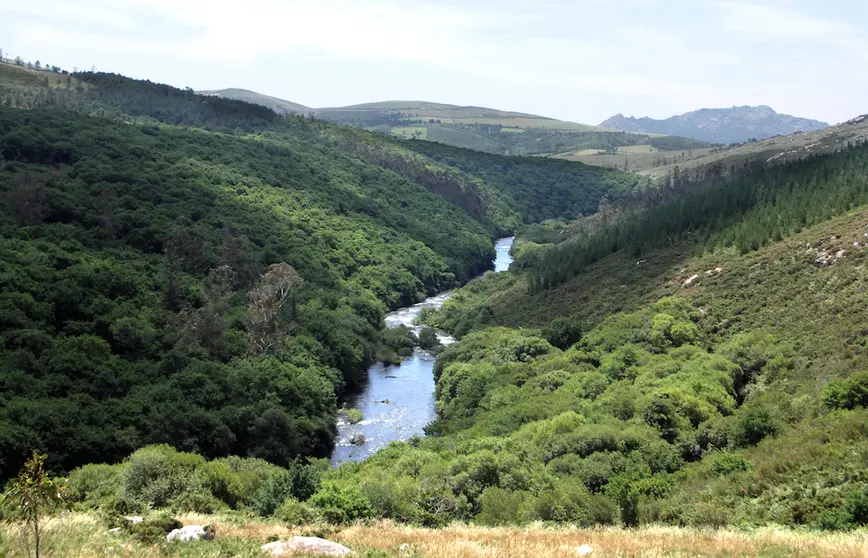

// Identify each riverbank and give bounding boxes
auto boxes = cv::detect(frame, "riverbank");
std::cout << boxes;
[331,236,515,465]
[5,512,867,557]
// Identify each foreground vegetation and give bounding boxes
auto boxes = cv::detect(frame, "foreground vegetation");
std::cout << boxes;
[4,513,868,557]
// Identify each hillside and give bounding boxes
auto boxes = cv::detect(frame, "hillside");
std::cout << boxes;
[0,62,642,480]
[4,56,868,555]
[600,105,828,144]
[198,88,311,114]
[405,143,868,529]
[201,87,712,159]
[642,114,868,181]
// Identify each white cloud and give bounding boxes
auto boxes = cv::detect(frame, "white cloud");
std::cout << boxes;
[1,0,865,123]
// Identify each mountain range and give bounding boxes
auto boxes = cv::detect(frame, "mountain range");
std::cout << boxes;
[599,105,828,144]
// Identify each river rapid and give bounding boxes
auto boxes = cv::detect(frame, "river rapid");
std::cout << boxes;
[330,236,514,465]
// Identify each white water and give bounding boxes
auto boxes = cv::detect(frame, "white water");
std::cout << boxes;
[330,236,514,465]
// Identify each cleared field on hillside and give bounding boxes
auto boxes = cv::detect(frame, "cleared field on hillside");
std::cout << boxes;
[0,62,75,88]
[556,145,716,173]
[391,126,428,139]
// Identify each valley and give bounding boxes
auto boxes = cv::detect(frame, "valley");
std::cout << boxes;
[1,54,868,558]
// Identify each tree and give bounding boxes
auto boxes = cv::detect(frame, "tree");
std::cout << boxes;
[247,263,303,353]
[3,172,47,225]
[1,451,68,558]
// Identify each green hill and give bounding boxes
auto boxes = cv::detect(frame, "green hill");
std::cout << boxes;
[199,87,713,158]
[198,87,311,114]
[0,63,640,480]
[403,141,868,528]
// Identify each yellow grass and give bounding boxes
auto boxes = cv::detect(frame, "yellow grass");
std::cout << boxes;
[3,513,868,557]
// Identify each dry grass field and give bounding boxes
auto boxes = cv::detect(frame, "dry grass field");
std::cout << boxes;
[2,513,867,557]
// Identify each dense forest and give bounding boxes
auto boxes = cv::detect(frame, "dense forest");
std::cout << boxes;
[404,140,647,223]
[0,64,639,481]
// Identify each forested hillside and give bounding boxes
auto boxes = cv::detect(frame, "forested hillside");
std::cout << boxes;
[397,140,868,528]
[0,63,639,481]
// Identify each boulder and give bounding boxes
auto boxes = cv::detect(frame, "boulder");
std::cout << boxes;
[166,525,212,543]
[262,537,355,557]
[577,544,594,556]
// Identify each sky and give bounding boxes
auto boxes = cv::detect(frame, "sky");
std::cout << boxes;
[1,0,866,125]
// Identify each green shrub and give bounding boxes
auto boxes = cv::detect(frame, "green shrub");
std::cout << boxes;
[541,317,583,350]
[822,372,868,410]
[310,481,373,523]
[252,462,322,517]
[708,452,752,476]
[344,409,364,425]
[417,327,442,351]
[199,460,244,509]
[126,514,182,545]
[121,445,206,510]
[360,477,420,521]
[274,498,321,525]
[732,406,779,447]
[476,487,530,526]
[66,463,123,508]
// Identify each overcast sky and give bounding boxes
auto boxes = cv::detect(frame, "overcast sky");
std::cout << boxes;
[2,0,866,125]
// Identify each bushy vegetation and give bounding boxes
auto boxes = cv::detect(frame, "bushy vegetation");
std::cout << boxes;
[0,63,644,482]
[328,298,838,527]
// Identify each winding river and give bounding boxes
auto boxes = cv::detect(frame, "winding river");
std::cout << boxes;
[330,236,514,465]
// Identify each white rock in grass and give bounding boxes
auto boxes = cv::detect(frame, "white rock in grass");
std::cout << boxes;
[577,544,594,556]
[262,536,356,557]
[166,525,210,543]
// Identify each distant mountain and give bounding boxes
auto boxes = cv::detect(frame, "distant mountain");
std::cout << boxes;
[600,106,828,144]
[199,88,714,159]
[198,88,311,115]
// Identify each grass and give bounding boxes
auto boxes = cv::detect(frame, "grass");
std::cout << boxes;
[3,513,868,557]
[0,61,76,89]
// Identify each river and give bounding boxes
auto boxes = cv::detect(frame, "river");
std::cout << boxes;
[330,236,514,465]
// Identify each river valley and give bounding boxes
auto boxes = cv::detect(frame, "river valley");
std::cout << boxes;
[330,236,514,465]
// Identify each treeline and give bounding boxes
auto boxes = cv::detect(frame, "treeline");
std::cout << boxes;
[531,142,868,290]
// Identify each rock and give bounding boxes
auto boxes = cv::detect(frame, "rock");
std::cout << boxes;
[166,525,212,543]
[577,544,594,556]
[682,274,700,287]
[262,537,355,557]
[349,433,366,445]
[106,527,122,534]
[124,515,143,524]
